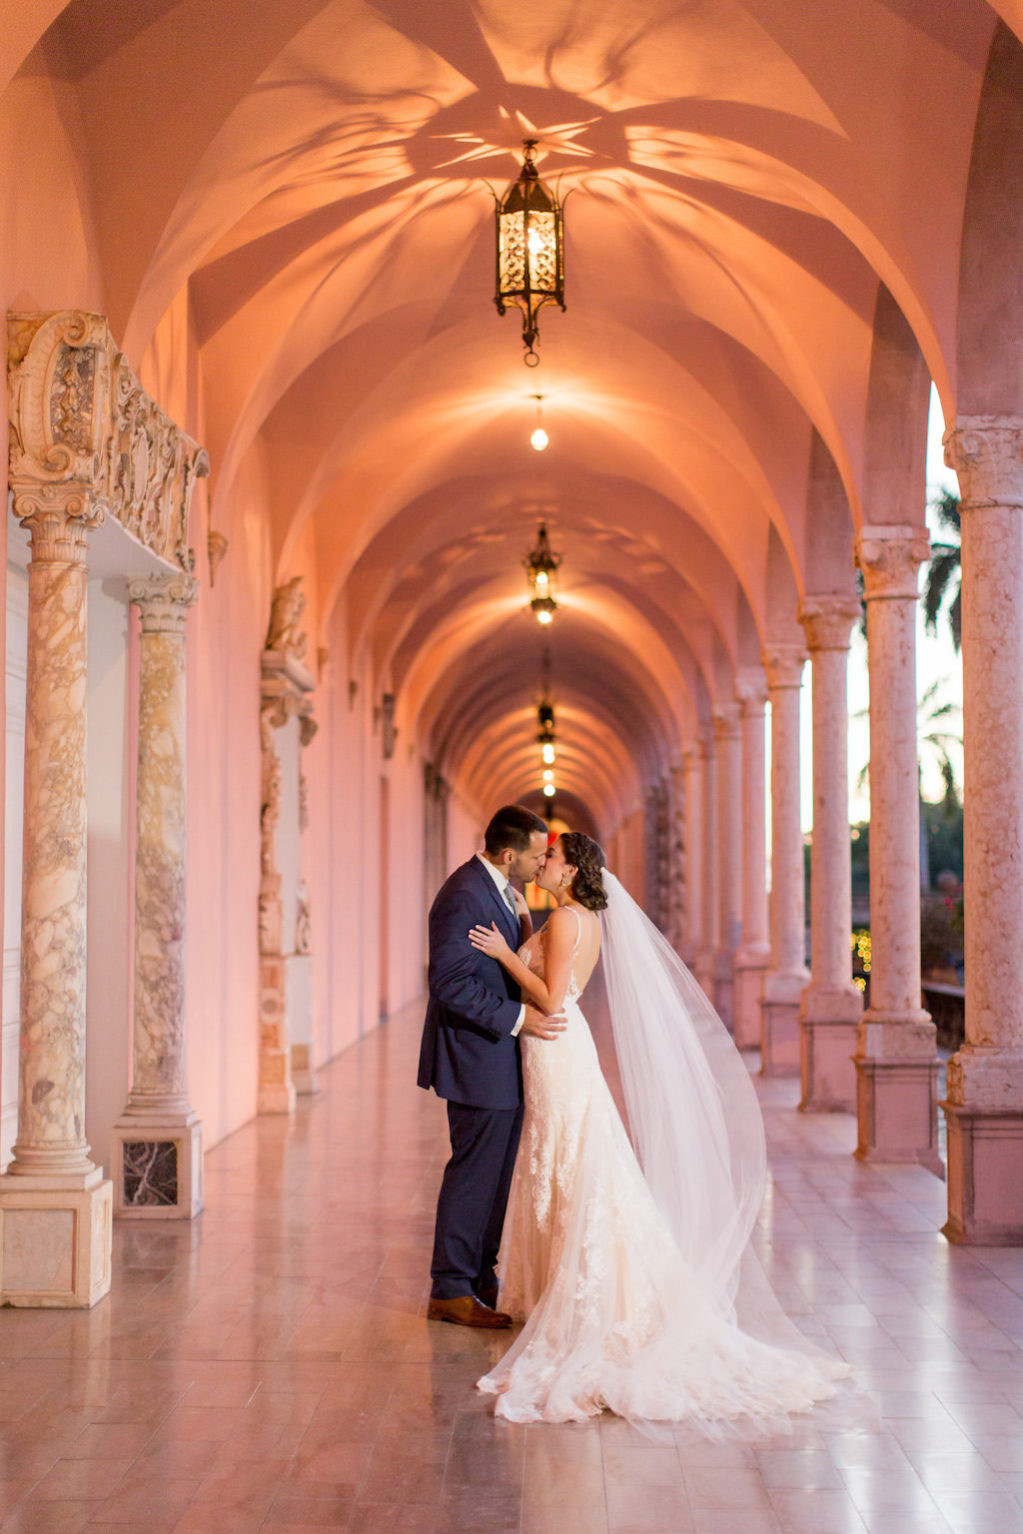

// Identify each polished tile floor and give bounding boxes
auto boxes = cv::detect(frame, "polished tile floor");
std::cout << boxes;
[1,998,1022,1534]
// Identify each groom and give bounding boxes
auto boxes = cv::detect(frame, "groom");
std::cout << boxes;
[418,804,565,1327]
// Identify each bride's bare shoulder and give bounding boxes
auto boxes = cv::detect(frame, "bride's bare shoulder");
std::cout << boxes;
[543,906,585,943]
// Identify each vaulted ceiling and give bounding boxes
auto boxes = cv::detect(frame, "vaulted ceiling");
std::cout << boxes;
[10,0,1005,824]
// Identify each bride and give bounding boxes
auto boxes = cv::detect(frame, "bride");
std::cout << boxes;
[467,830,853,1433]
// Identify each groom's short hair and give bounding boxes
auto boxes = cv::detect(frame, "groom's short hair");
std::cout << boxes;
[484,804,547,855]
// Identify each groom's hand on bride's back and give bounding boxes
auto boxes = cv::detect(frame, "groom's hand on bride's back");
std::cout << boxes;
[520,1006,566,1041]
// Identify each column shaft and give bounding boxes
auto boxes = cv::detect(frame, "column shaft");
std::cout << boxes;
[713,707,742,1027]
[761,647,808,1074]
[681,748,702,968]
[942,418,1023,1241]
[798,599,863,1111]
[111,575,203,1219]
[854,526,940,1172]
[694,729,718,1000]
[733,682,769,1048]
[666,762,686,955]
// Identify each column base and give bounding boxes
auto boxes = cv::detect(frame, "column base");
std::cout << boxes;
[854,1010,942,1175]
[761,970,808,1076]
[712,949,734,1029]
[733,946,769,1049]
[0,1167,112,1308]
[798,985,863,1112]
[258,1079,297,1114]
[110,1108,203,1219]
[942,1047,1023,1244]
[291,1043,319,1096]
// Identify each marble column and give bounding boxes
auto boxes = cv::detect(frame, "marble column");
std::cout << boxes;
[665,760,686,955]
[110,574,202,1219]
[761,645,809,1074]
[713,706,743,1028]
[797,597,864,1111]
[259,580,318,1113]
[732,678,770,1049]
[681,746,702,968]
[0,495,113,1306]
[694,727,718,1001]
[854,526,940,1172]
[942,418,1023,1239]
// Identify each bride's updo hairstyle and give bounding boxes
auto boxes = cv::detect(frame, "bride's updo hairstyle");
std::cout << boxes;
[561,832,608,911]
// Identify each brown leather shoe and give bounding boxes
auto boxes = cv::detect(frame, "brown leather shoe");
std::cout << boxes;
[427,1294,512,1328]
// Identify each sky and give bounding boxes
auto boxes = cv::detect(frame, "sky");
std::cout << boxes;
[801,383,962,832]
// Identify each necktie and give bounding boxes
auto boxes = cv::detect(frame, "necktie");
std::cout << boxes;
[502,884,518,921]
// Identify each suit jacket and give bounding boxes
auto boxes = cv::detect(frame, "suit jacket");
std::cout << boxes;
[417,856,524,1110]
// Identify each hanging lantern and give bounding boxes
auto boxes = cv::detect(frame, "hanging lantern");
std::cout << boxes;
[536,649,557,795]
[524,521,561,625]
[495,140,565,367]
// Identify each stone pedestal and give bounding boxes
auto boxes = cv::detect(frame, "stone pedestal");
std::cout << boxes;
[112,575,202,1219]
[733,677,769,1048]
[694,728,718,1001]
[798,597,863,1110]
[713,707,742,1028]
[854,526,940,1173]
[941,417,1023,1238]
[760,646,809,1075]
[0,496,113,1305]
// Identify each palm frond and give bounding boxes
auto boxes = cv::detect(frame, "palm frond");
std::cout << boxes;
[923,548,962,636]
[949,586,961,653]
[930,489,961,536]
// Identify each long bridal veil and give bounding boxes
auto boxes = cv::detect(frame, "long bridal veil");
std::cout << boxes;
[599,870,855,1382]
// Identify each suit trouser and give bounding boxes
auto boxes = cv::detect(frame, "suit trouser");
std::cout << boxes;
[430,1100,524,1300]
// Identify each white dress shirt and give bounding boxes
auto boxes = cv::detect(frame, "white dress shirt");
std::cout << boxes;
[476,853,526,1036]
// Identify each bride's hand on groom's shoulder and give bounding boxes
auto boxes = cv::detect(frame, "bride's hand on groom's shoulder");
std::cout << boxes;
[469,922,511,960]
[520,1006,566,1041]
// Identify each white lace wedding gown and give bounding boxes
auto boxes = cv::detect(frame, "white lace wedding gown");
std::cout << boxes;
[477,910,851,1431]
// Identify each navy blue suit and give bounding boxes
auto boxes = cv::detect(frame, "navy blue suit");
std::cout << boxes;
[418,856,525,1300]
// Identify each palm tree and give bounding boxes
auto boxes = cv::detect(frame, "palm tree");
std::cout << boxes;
[854,680,961,892]
[922,490,961,652]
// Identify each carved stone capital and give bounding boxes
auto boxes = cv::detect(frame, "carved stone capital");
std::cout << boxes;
[762,643,807,691]
[713,702,741,739]
[943,415,1023,508]
[260,686,318,747]
[128,573,199,634]
[734,668,768,713]
[11,483,103,565]
[8,310,207,569]
[797,595,862,652]
[854,525,930,601]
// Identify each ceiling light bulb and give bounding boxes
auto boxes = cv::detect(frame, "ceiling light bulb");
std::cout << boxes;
[541,743,556,765]
[537,608,553,625]
[530,426,549,452]
[543,782,556,798]
[543,769,554,782]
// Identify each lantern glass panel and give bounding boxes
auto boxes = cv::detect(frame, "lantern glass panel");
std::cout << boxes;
[526,212,558,292]
[499,211,527,296]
